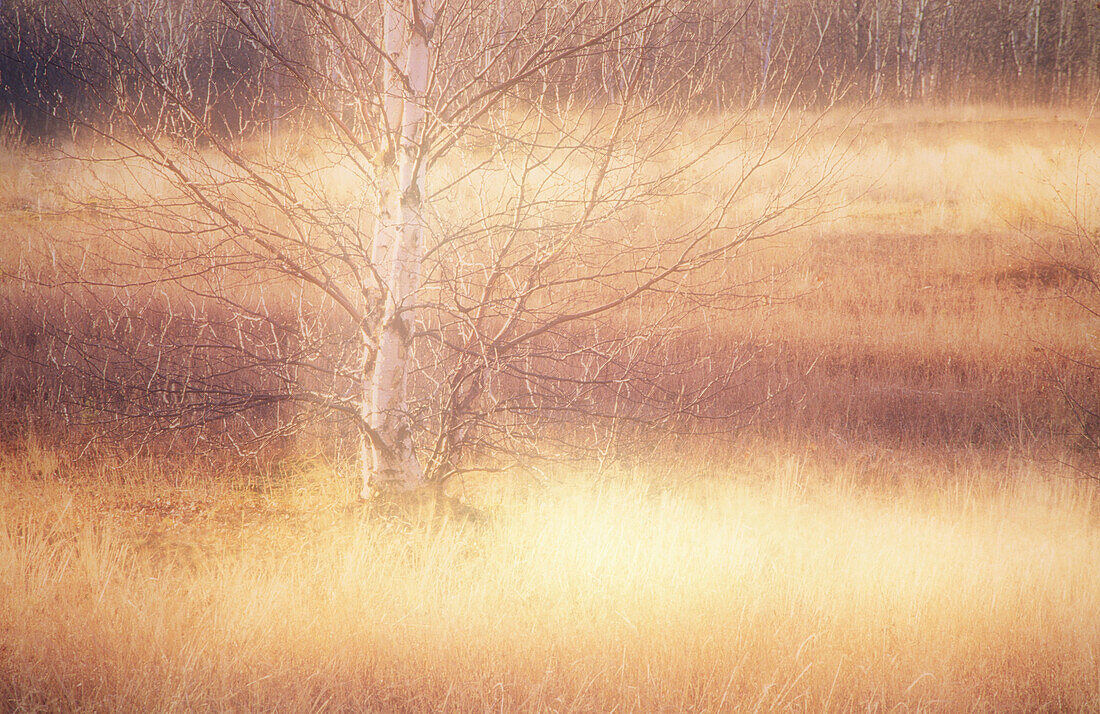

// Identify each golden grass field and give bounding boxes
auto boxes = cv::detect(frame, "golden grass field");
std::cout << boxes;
[1,104,1099,711]
[2,439,1099,712]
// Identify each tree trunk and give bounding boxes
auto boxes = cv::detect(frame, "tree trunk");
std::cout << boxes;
[909,0,927,100]
[873,0,883,100]
[362,0,433,497]
[759,0,779,108]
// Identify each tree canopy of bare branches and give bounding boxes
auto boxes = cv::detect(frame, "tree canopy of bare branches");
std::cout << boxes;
[2,0,861,495]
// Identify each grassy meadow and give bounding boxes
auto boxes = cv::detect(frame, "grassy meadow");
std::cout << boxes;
[1,105,1099,711]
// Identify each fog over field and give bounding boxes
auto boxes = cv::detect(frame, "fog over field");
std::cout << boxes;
[0,1,1098,711]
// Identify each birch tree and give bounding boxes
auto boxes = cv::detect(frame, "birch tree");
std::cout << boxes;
[366,0,434,491]
[4,0,852,498]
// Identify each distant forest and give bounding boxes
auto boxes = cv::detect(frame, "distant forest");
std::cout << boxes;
[2,0,1098,137]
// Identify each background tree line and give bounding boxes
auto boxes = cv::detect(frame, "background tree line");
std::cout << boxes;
[2,0,1097,139]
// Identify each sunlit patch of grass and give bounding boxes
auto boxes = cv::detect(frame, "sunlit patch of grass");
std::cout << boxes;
[1,446,1098,711]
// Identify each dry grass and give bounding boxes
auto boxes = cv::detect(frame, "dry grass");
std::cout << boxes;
[3,105,1097,454]
[2,439,1099,712]
[689,105,1099,450]
[1,105,1099,710]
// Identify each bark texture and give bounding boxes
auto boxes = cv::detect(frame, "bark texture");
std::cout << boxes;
[363,0,433,496]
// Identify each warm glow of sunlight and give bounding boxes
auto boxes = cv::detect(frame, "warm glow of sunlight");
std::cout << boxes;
[2,443,1099,711]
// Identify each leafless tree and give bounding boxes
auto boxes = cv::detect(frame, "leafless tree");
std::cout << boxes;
[1039,104,1100,472]
[2,0,855,498]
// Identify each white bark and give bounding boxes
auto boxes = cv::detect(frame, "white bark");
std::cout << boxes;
[759,0,779,108]
[362,0,433,496]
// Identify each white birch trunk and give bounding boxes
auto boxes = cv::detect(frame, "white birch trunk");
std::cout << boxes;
[759,0,779,109]
[362,0,433,497]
